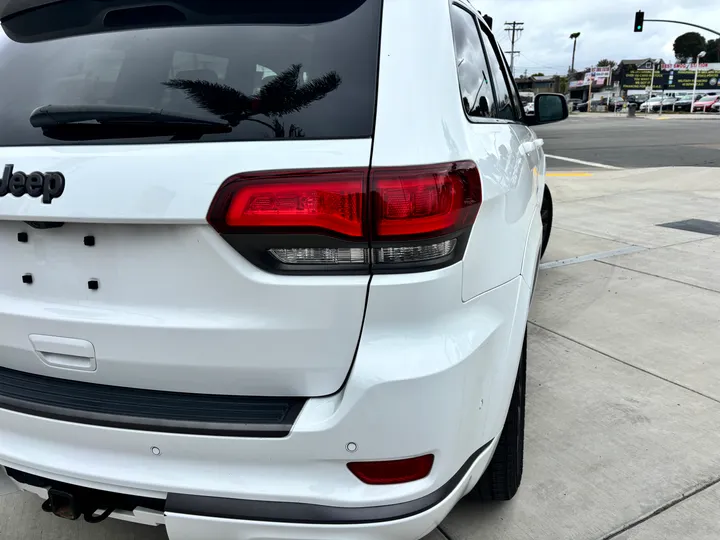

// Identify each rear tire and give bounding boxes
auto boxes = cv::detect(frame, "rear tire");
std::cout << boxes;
[470,333,526,501]
[540,185,553,258]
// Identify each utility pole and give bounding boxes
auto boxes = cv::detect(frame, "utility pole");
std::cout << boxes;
[569,32,581,73]
[504,21,524,76]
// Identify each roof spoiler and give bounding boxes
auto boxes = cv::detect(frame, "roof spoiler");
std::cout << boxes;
[0,0,64,20]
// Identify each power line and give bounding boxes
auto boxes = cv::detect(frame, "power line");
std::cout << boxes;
[516,51,566,74]
[504,21,524,76]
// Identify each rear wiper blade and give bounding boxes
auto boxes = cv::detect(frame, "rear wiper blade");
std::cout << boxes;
[29,104,230,128]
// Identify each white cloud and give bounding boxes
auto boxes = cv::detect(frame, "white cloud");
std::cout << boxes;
[471,1,720,75]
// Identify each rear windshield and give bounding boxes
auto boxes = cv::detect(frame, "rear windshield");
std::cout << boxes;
[0,0,381,146]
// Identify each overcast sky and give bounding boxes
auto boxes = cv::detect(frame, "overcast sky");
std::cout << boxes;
[471,1,720,75]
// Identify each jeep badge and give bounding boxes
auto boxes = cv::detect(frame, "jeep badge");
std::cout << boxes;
[0,164,65,204]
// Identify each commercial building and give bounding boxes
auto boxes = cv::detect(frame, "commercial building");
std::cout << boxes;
[515,75,562,94]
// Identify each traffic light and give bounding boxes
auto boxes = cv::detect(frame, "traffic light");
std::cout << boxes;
[634,10,644,32]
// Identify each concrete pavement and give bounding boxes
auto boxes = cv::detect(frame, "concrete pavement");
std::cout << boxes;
[3,166,720,540]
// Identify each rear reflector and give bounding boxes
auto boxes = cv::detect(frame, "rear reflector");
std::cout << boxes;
[371,161,481,239]
[209,169,366,238]
[348,455,435,485]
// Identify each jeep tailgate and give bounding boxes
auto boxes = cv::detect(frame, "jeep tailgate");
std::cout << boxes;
[0,141,372,396]
[0,0,381,397]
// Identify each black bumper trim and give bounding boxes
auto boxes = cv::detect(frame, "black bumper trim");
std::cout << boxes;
[0,366,305,437]
[165,440,494,525]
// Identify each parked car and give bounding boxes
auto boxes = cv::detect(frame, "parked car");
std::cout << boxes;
[524,102,535,115]
[0,1,567,539]
[712,101,720,112]
[660,98,678,111]
[640,97,677,112]
[639,97,662,112]
[674,94,705,112]
[692,95,720,112]
[607,98,625,112]
[576,99,601,112]
[567,98,582,111]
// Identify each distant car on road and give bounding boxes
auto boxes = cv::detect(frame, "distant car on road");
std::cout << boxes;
[692,95,720,112]
[524,102,535,115]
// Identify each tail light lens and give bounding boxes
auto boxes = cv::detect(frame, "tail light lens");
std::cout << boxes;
[207,169,365,238]
[348,454,435,485]
[371,162,482,240]
[207,162,481,274]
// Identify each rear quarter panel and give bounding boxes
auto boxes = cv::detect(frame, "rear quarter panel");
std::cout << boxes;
[372,0,538,300]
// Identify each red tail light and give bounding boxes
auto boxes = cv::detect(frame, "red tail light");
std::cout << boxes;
[208,169,366,238]
[371,161,482,239]
[348,454,435,485]
[207,162,481,273]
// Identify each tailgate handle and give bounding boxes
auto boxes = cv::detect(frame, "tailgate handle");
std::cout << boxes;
[29,335,97,372]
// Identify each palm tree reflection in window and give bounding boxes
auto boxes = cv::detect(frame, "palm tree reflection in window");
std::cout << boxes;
[163,63,341,138]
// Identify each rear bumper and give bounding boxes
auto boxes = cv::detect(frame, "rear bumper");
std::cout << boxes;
[0,264,530,538]
[3,442,496,540]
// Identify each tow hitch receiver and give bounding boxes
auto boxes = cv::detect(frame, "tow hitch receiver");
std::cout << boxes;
[42,489,81,520]
[41,488,115,523]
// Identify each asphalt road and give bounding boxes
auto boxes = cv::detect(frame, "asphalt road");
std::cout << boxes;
[536,114,720,170]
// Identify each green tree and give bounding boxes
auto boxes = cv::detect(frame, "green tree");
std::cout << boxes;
[705,38,720,63]
[559,76,569,94]
[596,59,617,68]
[530,72,545,77]
[673,32,707,62]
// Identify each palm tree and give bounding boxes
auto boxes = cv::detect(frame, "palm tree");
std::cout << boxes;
[569,32,581,73]
[163,64,342,138]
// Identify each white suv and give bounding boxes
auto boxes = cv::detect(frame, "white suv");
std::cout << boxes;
[0,1,566,538]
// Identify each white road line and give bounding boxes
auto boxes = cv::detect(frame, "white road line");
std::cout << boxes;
[545,154,623,170]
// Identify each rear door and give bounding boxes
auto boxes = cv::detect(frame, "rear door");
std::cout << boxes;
[0,0,382,397]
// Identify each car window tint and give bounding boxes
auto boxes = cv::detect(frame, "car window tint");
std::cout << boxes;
[449,5,496,119]
[478,25,517,121]
[0,0,381,146]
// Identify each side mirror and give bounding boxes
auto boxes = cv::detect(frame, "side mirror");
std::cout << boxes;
[525,93,568,126]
